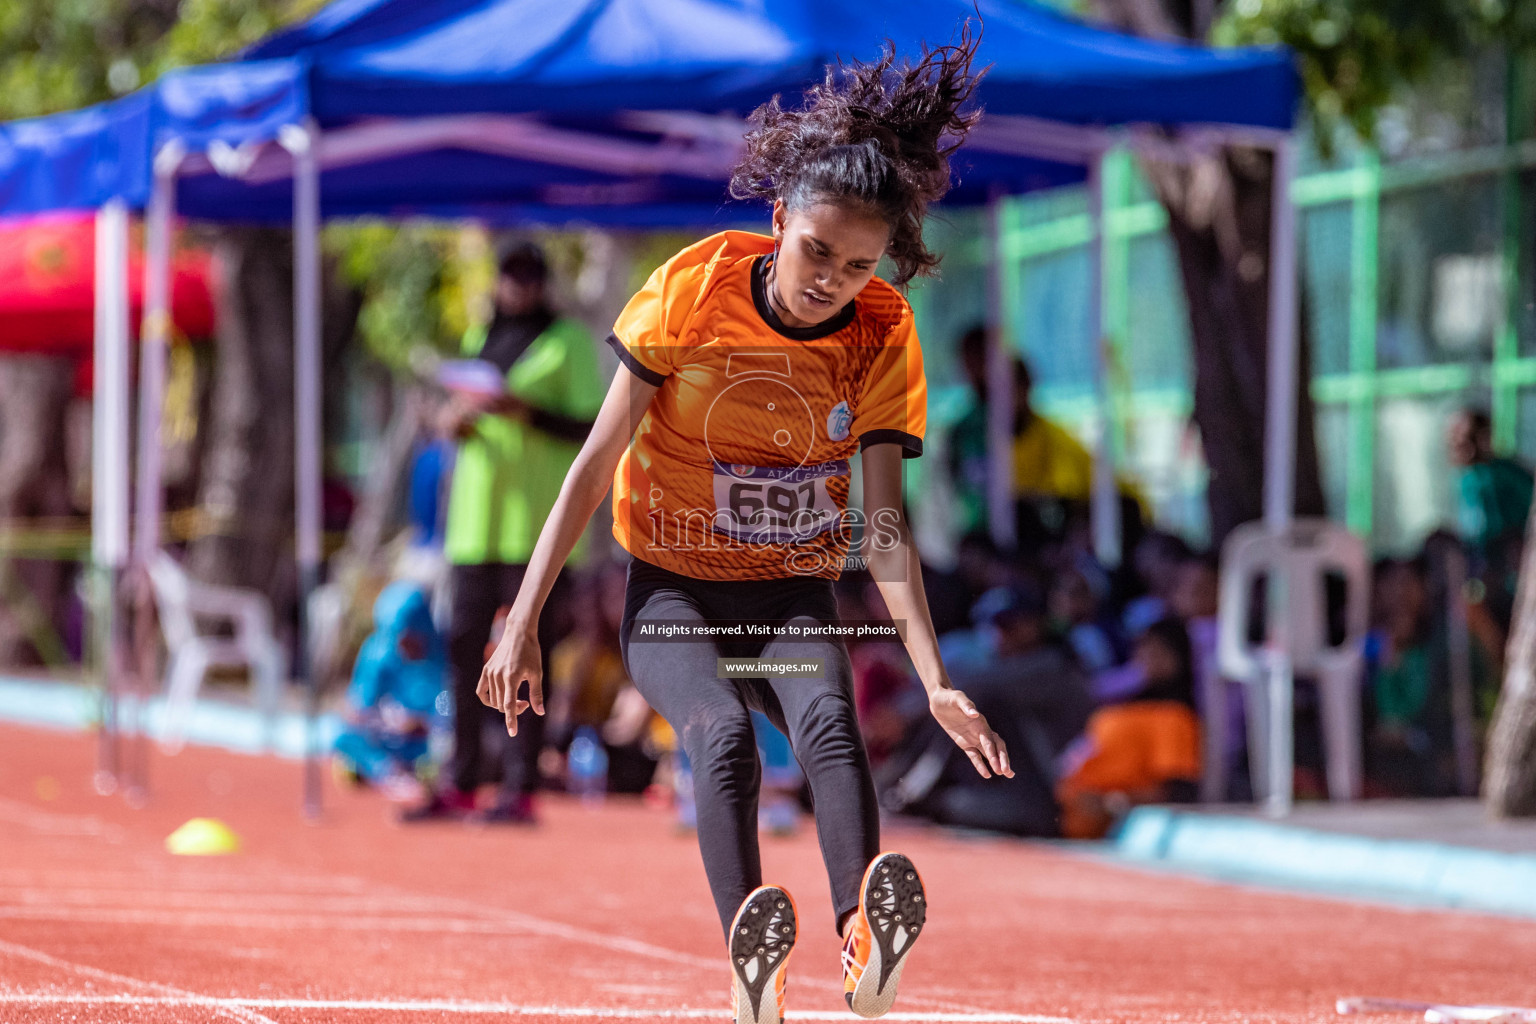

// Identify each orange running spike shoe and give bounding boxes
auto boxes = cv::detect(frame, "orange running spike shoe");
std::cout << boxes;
[842,852,926,1018]
[729,886,797,1024]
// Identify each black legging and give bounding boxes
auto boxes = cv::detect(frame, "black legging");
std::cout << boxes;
[620,557,879,941]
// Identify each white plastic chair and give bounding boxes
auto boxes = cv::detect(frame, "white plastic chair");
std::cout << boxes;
[1216,519,1370,814]
[148,551,287,753]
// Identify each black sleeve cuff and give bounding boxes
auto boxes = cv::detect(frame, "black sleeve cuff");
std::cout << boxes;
[858,430,924,459]
[605,332,667,387]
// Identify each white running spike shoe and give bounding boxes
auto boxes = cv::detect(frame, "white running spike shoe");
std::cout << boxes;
[729,885,797,1024]
[841,852,927,1018]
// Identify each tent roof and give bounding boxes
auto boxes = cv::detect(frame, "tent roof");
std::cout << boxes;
[166,133,1083,224]
[0,59,306,215]
[241,0,1295,130]
[0,0,1297,221]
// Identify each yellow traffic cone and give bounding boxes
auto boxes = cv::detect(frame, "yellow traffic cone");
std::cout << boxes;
[165,817,241,855]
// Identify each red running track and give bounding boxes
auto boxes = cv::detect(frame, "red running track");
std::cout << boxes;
[1,720,1533,1024]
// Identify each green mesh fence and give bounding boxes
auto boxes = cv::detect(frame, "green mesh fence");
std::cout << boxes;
[909,80,1536,556]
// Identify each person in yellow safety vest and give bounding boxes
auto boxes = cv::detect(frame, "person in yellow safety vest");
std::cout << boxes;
[947,325,1145,553]
[401,240,604,826]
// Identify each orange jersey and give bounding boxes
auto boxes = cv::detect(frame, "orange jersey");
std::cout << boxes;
[606,231,926,581]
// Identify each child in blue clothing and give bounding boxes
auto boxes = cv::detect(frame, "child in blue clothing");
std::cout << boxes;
[333,582,450,802]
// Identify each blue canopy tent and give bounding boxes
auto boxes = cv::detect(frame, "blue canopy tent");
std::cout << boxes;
[0,0,1300,811]
[1,0,1297,222]
[244,0,1293,125]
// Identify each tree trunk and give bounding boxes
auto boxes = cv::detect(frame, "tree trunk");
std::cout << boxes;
[187,227,297,624]
[1146,146,1327,544]
[1091,0,1327,546]
[0,354,77,666]
[1484,503,1536,816]
[185,227,356,635]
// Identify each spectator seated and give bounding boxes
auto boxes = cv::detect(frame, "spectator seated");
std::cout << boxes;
[332,582,448,801]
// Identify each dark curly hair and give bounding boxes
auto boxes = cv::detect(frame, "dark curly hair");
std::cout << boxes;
[728,25,986,288]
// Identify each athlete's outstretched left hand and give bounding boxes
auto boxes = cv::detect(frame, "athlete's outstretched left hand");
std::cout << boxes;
[478,617,544,737]
[929,688,1013,779]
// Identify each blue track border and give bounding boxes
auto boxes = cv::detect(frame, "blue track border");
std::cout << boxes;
[1115,806,1536,919]
[0,675,338,760]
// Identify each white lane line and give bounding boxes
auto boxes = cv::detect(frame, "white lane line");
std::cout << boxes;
[0,826,967,1013]
[0,901,722,972]
[0,887,963,1012]
[0,797,126,840]
[0,888,482,913]
[0,906,545,934]
[0,993,1073,1022]
[0,870,373,892]
[0,864,725,975]
[0,907,974,1014]
[304,874,970,1009]
[0,938,278,1024]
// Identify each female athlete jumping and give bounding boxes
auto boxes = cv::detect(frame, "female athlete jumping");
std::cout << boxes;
[478,29,1012,1024]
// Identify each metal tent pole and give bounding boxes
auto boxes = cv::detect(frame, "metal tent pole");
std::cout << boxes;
[285,121,325,819]
[124,143,182,798]
[1263,138,1299,534]
[91,200,132,797]
[1261,136,1299,817]
[984,191,1017,552]
[134,144,182,573]
[1088,148,1121,569]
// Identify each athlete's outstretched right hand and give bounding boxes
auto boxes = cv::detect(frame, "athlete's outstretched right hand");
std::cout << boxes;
[478,618,544,737]
[929,687,1014,780]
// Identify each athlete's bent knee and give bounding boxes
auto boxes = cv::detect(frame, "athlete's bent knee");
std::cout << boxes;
[790,693,864,768]
[683,712,761,789]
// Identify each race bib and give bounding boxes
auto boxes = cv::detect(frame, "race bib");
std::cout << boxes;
[711,460,849,544]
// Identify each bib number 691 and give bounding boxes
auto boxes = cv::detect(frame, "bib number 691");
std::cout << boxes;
[729,480,817,523]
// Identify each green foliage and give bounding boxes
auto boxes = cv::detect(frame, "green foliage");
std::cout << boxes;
[625,232,700,294]
[0,0,166,118]
[329,224,707,376]
[1215,0,1536,141]
[327,222,493,371]
[153,0,328,73]
[0,0,324,120]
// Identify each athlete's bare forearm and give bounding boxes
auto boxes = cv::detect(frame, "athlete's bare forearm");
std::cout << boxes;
[860,444,1011,778]
[864,520,950,695]
[507,368,658,629]
[859,444,950,695]
[506,457,610,625]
